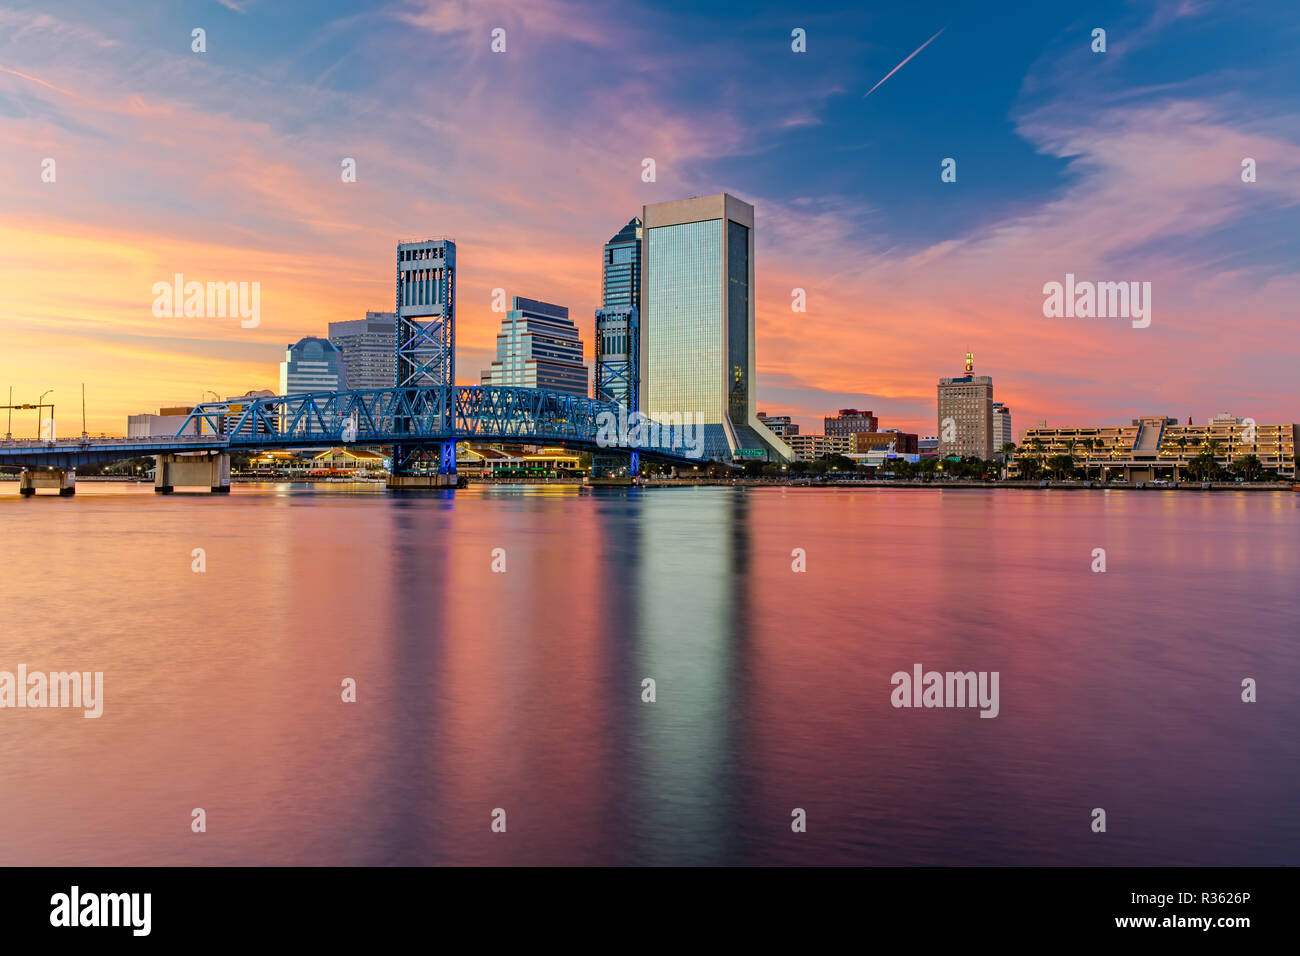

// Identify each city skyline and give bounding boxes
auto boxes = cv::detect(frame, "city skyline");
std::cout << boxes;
[2,1,1298,437]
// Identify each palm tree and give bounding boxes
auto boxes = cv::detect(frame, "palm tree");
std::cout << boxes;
[1232,454,1263,482]
[1081,438,1097,480]
[1001,442,1017,479]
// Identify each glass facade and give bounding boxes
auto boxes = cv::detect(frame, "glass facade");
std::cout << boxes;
[602,218,641,311]
[645,218,724,422]
[727,219,749,425]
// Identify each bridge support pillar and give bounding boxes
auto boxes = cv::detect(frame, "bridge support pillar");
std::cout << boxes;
[18,468,75,497]
[155,452,230,494]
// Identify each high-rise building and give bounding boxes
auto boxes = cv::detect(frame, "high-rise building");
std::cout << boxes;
[937,353,995,459]
[602,217,641,312]
[640,193,790,462]
[481,296,589,397]
[329,312,396,390]
[595,218,643,413]
[280,337,345,395]
[757,412,798,438]
[993,402,1013,456]
[825,409,878,437]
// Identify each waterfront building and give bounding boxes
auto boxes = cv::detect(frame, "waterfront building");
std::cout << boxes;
[127,406,198,437]
[786,433,855,462]
[640,193,791,463]
[280,337,345,395]
[825,409,878,437]
[757,412,799,438]
[329,312,396,390]
[918,436,940,458]
[854,430,919,454]
[481,296,589,397]
[993,402,1013,456]
[938,353,995,459]
[1016,415,1299,480]
[456,444,583,477]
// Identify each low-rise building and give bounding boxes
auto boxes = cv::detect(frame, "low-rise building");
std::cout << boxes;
[786,433,855,462]
[854,430,919,454]
[1015,414,1298,480]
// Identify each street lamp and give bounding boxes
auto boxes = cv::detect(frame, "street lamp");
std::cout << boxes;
[38,389,53,439]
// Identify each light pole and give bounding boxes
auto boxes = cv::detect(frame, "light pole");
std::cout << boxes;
[38,389,53,439]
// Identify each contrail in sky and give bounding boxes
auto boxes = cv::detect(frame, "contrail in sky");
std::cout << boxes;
[863,28,945,99]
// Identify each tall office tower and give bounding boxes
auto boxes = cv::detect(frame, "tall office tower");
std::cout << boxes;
[937,352,995,459]
[825,409,878,437]
[329,312,396,390]
[602,217,642,312]
[595,216,642,410]
[395,239,455,474]
[481,296,589,397]
[279,337,345,394]
[640,193,791,462]
[993,401,1013,455]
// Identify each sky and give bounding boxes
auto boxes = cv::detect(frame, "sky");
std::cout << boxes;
[1,0,1297,437]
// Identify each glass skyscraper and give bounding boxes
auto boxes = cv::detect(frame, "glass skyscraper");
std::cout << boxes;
[602,217,641,311]
[481,296,589,397]
[279,336,345,394]
[640,194,790,462]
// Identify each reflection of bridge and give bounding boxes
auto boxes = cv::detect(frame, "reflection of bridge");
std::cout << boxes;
[0,384,699,495]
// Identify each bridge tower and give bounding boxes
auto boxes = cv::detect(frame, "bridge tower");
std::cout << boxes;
[592,304,640,479]
[393,238,456,477]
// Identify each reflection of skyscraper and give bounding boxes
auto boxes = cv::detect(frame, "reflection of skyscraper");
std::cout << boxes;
[640,194,790,462]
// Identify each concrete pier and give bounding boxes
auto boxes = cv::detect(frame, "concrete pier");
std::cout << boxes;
[155,452,230,494]
[18,468,75,497]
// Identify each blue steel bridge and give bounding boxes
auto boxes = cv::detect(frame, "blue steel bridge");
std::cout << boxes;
[0,384,701,494]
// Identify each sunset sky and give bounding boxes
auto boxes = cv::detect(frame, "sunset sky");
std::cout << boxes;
[1,0,1297,437]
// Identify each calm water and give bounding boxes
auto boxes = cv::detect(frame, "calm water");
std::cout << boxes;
[0,482,1296,866]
